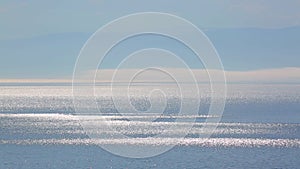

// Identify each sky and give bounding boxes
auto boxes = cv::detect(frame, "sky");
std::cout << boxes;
[0,0,300,82]
[1,0,300,40]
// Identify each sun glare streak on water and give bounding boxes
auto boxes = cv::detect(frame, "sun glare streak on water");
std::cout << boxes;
[0,84,299,147]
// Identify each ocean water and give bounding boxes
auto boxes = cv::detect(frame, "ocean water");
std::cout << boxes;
[0,84,300,168]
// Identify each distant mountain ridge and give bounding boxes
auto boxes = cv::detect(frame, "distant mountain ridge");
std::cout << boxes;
[0,27,299,78]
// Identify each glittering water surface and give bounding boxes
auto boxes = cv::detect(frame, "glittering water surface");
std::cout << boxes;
[0,84,300,168]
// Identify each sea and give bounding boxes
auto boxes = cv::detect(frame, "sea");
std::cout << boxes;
[0,84,299,169]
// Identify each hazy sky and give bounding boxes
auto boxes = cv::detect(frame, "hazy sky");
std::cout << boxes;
[1,0,300,40]
[0,0,299,80]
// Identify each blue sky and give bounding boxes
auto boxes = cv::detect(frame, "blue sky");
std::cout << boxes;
[0,0,300,79]
[1,0,300,40]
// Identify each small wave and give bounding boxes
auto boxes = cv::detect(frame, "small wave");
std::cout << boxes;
[0,113,75,118]
[1,113,300,137]
[0,113,217,119]
[1,138,300,148]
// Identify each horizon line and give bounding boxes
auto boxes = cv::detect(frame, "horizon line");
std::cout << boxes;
[0,67,299,84]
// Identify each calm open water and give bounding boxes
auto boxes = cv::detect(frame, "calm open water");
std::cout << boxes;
[0,84,299,169]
